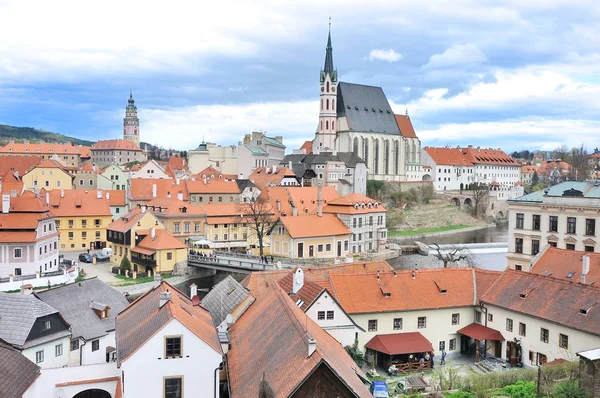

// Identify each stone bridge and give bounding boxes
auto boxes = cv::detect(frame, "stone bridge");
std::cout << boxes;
[443,192,508,222]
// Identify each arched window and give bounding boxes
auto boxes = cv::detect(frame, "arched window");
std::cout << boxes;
[353,137,359,154]
[384,140,390,175]
[326,81,330,92]
[332,99,335,110]
[326,120,329,130]
[412,141,417,163]
[394,141,399,175]
[373,138,380,175]
[332,121,335,131]
[363,138,369,167]
[405,140,410,165]
[326,99,329,110]
[320,121,323,130]
[321,99,323,110]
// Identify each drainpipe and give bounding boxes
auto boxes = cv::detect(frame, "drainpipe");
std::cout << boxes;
[214,358,224,398]
[79,338,87,366]
[479,301,488,360]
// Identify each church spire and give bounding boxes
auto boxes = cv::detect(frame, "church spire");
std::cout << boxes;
[323,17,334,75]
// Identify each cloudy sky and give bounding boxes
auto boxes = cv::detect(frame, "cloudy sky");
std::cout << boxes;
[1,0,599,152]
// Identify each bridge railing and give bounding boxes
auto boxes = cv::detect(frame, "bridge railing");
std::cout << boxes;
[188,254,277,271]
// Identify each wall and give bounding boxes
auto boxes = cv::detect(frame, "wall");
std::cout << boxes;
[23,167,72,191]
[57,215,112,252]
[92,149,146,168]
[0,265,78,292]
[155,214,206,243]
[80,333,116,365]
[101,165,129,191]
[121,319,222,398]
[189,192,240,204]
[73,172,98,190]
[130,161,169,179]
[155,247,187,274]
[270,229,350,259]
[23,334,71,369]
[305,292,359,347]
[109,212,163,266]
[188,144,239,175]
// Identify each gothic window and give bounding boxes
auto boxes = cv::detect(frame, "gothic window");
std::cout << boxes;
[412,141,417,163]
[326,120,329,130]
[373,138,380,175]
[326,81,330,92]
[332,99,335,109]
[363,139,369,168]
[384,140,390,175]
[326,99,329,110]
[353,137,359,154]
[394,140,399,174]
[332,121,335,131]
[320,121,323,131]
[405,140,410,165]
[321,99,323,110]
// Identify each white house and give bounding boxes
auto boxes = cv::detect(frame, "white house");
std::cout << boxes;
[116,281,223,398]
[130,159,169,179]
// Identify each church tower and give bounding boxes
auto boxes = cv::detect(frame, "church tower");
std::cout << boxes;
[314,22,338,152]
[123,90,140,146]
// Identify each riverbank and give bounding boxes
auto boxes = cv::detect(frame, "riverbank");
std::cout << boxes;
[389,224,494,241]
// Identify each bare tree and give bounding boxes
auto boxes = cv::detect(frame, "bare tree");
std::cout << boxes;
[431,243,467,268]
[236,197,276,256]
[569,145,591,181]
[550,144,570,161]
[469,181,489,219]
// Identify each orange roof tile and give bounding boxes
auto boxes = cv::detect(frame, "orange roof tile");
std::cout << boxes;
[36,159,65,169]
[129,178,188,202]
[48,189,111,217]
[299,140,313,154]
[323,192,386,215]
[536,160,571,176]
[146,198,205,216]
[259,186,340,217]
[248,166,297,190]
[107,208,148,233]
[0,155,42,177]
[135,229,187,251]
[520,165,538,174]
[194,165,222,179]
[0,170,24,196]
[394,114,418,138]
[279,214,351,239]
[474,269,503,301]
[185,178,240,194]
[424,147,519,167]
[0,143,90,156]
[104,190,126,207]
[529,246,600,284]
[91,139,142,151]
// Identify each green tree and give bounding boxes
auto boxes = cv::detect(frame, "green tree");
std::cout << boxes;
[530,170,539,187]
[366,180,385,199]
[554,380,588,398]
[119,257,131,273]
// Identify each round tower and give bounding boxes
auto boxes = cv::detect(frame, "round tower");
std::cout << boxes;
[123,90,140,146]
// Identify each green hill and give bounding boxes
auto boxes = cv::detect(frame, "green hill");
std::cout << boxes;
[0,124,94,146]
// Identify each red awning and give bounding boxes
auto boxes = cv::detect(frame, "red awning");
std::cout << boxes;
[365,332,434,355]
[457,323,505,341]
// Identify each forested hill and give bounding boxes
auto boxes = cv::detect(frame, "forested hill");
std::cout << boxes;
[0,124,93,146]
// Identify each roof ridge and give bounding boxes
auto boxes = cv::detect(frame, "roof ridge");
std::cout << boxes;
[273,285,313,345]
[502,269,600,291]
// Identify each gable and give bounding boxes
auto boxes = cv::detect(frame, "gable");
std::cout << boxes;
[290,361,360,398]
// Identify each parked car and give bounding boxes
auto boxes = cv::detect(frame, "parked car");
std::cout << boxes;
[370,380,390,398]
[78,253,93,263]
[95,252,110,262]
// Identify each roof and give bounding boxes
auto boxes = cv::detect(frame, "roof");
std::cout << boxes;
[328,268,478,314]
[423,147,518,167]
[279,214,351,238]
[259,186,340,217]
[105,190,126,207]
[262,136,285,149]
[186,178,240,194]
[91,139,142,151]
[236,179,257,191]
[135,229,187,251]
[474,269,503,301]
[0,342,40,398]
[227,285,370,397]
[129,178,189,202]
[536,160,571,176]
[520,165,538,174]
[107,208,150,233]
[0,143,90,155]
[146,197,205,216]
[510,180,600,203]
[0,170,24,196]
[116,281,221,363]
[0,293,60,347]
[299,140,313,154]
[249,166,297,190]
[577,348,600,361]
[0,155,42,177]
[201,276,251,327]
[365,332,433,355]
[36,278,129,340]
[394,114,418,138]
[457,323,505,341]
[48,189,112,217]
[277,270,325,311]
[481,269,600,336]
[323,192,387,215]
[336,82,400,135]
[35,159,65,169]
[529,246,600,284]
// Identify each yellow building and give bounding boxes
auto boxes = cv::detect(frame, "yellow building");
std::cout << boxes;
[145,197,207,243]
[106,207,164,266]
[131,228,187,274]
[22,160,73,191]
[270,214,351,259]
[48,189,112,252]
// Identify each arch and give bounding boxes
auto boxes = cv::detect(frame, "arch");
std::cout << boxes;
[451,198,461,207]
[332,99,335,110]
[373,138,380,175]
[353,137,359,154]
[404,140,410,165]
[326,81,330,92]
[363,138,369,167]
[326,99,329,110]
[497,211,505,219]
[422,174,432,181]
[411,141,417,163]
[463,198,473,208]
[394,140,399,175]
[384,140,390,175]
[325,120,329,130]
[73,389,111,398]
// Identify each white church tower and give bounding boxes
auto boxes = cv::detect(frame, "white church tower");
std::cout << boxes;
[123,90,140,146]
[313,21,338,152]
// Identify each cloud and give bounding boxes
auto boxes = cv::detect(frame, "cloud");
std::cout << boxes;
[367,49,403,62]
[424,44,487,69]
[228,86,248,93]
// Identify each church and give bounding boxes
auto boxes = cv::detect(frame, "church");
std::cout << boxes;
[311,26,424,181]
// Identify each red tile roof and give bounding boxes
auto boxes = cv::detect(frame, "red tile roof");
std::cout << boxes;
[146,197,205,216]
[365,332,433,355]
[277,270,325,311]
[424,147,518,167]
[0,170,24,196]
[129,178,189,202]
[474,269,503,301]
[36,159,65,169]
[91,139,142,151]
[259,186,340,217]
[0,191,55,242]
[116,281,221,363]
[104,190,126,207]
[424,147,473,166]
[529,246,600,284]
[0,143,90,156]
[227,284,369,397]
[481,269,600,336]
[194,165,222,179]
[457,323,505,341]
[323,192,387,215]
[0,155,42,177]
[536,160,571,176]
[394,114,418,138]
[249,166,297,190]
[520,165,538,174]
[299,140,313,154]
[279,214,351,239]
[48,189,112,217]
[135,229,187,251]
[107,208,150,233]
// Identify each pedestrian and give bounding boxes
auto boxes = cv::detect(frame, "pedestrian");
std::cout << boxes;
[431,351,435,369]
[264,256,268,264]
[441,350,446,366]
[259,255,263,263]
[270,255,274,263]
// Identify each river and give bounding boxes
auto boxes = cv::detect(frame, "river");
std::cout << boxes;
[392,223,509,246]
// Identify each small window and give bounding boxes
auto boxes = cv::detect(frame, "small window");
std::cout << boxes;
[368,319,377,332]
[92,339,100,351]
[519,322,527,337]
[167,252,173,261]
[35,350,44,363]
[449,338,457,351]
[165,377,182,398]
[506,318,513,332]
[44,320,52,330]
[165,336,182,357]
[540,328,549,343]
[475,311,482,323]
[326,311,334,320]
[14,248,22,258]
[70,339,80,351]
[317,244,324,252]
[393,318,403,330]
[452,313,460,325]
[488,313,493,322]
[325,243,331,252]
[55,343,63,357]
[439,341,446,351]
[559,334,568,349]
[318,311,325,320]
[418,316,426,329]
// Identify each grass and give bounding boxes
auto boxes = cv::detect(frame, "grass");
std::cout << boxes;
[110,273,175,286]
[388,224,471,237]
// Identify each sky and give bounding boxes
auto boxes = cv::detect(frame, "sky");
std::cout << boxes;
[1,0,600,153]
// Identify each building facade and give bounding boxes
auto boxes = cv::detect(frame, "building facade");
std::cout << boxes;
[22,160,73,191]
[91,139,146,168]
[123,91,140,146]
[0,143,90,167]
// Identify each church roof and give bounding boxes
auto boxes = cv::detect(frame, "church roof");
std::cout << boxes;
[336,82,400,135]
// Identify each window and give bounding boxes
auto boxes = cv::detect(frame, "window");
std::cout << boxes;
[14,248,22,258]
[327,311,334,320]
[174,223,180,233]
[318,311,325,320]
[35,350,44,363]
[70,339,80,351]
[194,223,200,232]
[515,238,523,254]
[475,311,482,323]
[92,339,100,351]
[549,216,558,232]
[368,320,377,332]
[317,244,324,252]
[586,219,596,236]
[82,231,87,239]
[567,217,577,234]
[566,243,575,250]
[325,243,331,252]
[439,341,446,351]
[516,213,524,229]
[559,334,569,349]
[393,318,403,330]
[506,318,513,332]
[449,338,457,351]
[519,322,526,337]
[531,239,540,255]
[165,377,182,398]
[55,343,63,357]
[167,252,173,260]
[532,214,541,231]
[68,219,74,228]
[165,336,182,357]
[44,320,52,330]
[418,317,426,328]
[95,219,100,227]
[548,241,557,247]
[488,313,493,322]
[15,268,22,276]
[585,245,594,252]
[452,313,460,325]
[540,328,549,343]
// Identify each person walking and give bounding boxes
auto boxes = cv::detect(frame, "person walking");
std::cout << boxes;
[441,350,446,366]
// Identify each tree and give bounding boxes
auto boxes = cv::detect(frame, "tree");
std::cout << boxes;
[236,197,276,256]
[550,144,570,162]
[431,243,467,268]
[469,181,489,219]
[569,145,591,181]
[366,180,385,199]
[530,170,539,187]
[119,257,131,274]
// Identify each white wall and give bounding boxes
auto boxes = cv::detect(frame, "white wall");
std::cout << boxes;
[121,319,222,398]
[306,292,360,347]
[0,265,78,292]
[23,335,71,369]
[80,333,115,365]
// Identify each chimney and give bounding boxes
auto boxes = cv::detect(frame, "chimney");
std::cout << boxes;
[2,194,10,214]
[152,184,157,198]
[45,192,50,205]
[316,184,323,217]
[97,190,102,199]
[272,164,277,173]
[582,255,591,284]
[106,191,110,201]
[176,178,180,186]
[289,160,292,170]
[292,268,304,294]
[307,338,317,357]
[60,189,65,198]
[177,191,183,201]
[159,290,171,308]
[190,283,198,298]
[167,191,171,199]
[238,172,244,179]
[275,135,283,144]
[151,227,156,239]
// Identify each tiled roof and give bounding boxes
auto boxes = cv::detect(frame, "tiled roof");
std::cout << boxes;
[116,281,221,363]
[259,186,340,217]
[249,166,297,189]
[36,159,65,169]
[135,229,187,251]
[394,114,418,138]
[0,192,54,240]
[279,214,351,238]
[323,192,387,215]
[194,165,222,179]
[529,246,600,284]
[91,139,142,151]
[277,270,325,311]
[482,270,600,336]
[107,208,150,233]
[424,147,473,166]
[186,178,240,194]
[299,140,312,154]
[146,197,205,216]
[424,147,518,167]
[474,269,503,301]
[536,160,571,176]
[201,276,251,327]
[36,278,129,340]
[0,342,40,398]
[227,284,370,397]
[329,268,478,314]
[48,189,112,217]
[129,178,189,202]
[0,143,89,155]
[0,155,42,177]
[520,165,538,174]
[105,190,126,207]
[0,293,61,347]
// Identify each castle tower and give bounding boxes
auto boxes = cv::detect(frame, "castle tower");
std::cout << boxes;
[314,21,338,152]
[123,90,140,146]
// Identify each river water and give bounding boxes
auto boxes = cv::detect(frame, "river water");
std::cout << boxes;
[392,223,509,246]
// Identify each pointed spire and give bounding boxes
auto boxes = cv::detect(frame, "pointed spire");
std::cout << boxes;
[128,90,135,105]
[323,18,334,74]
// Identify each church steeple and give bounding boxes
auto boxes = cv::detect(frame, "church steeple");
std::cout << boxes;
[320,18,337,83]
[314,20,338,152]
[123,91,140,146]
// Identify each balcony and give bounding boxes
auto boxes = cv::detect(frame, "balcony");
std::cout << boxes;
[131,254,157,268]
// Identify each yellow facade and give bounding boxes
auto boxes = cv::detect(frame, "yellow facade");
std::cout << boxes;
[109,212,164,266]
[270,227,350,259]
[23,166,72,191]
[153,247,187,273]
[156,214,206,243]
[207,221,263,252]
[56,215,113,252]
